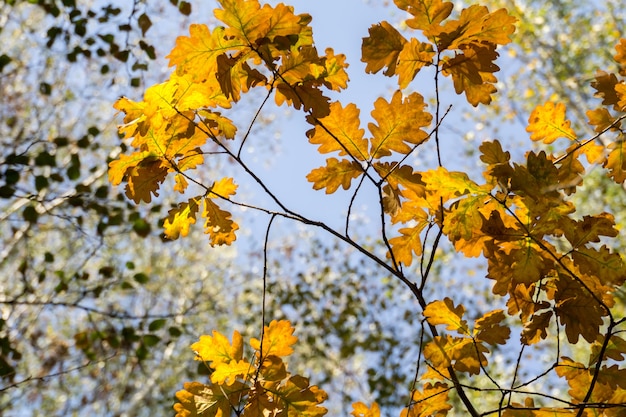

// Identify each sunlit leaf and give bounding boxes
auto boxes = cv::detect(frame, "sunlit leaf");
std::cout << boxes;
[250,320,298,358]
[526,101,577,144]
[307,158,363,194]
[361,21,407,76]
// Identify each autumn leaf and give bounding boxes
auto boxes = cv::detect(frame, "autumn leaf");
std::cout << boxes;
[427,5,516,51]
[211,359,252,385]
[202,198,239,246]
[586,107,620,134]
[369,90,432,158]
[614,38,626,76]
[307,158,363,194]
[604,138,626,183]
[526,101,577,144]
[591,71,621,108]
[208,177,238,200]
[322,48,350,91]
[441,43,500,106]
[163,197,201,240]
[388,223,428,266]
[273,375,328,417]
[554,273,605,343]
[474,309,510,345]
[394,0,453,31]
[191,329,244,366]
[250,320,298,358]
[124,159,169,204]
[520,310,553,345]
[174,381,246,417]
[351,402,380,417]
[423,335,486,375]
[361,21,407,76]
[401,382,452,417]
[397,39,435,89]
[308,102,369,161]
[423,298,469,335]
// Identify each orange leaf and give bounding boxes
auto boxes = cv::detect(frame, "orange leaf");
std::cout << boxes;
[591,71,620,108]
[351,402,381,417]
[388,223,428,266]
[526,101,577,144]
[441,43,499,106]
[250,320,297,358]
[202,198,239,246]
[397,39,435,89]
[308,102,369,160]
[604,139,626,183]
[614,38,626,76]
[423,298,469,335]
[124,159,168,204]
[401,382,452,417]
[361,21,407,76]
[307,158,363,194]
[209,177,238,200]
[521,310,553,345]
[394,0,453,31]
[369,90,432,158]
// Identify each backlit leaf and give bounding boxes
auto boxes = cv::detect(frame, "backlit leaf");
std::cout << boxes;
[351,402,380,417]
[361,21,407,76]
[211,359,251,385]
[191,330,244,366]
[397,39,435,89]
[202,198,239,246]
[388,223,428,266]
[250,320,297,358]
[401,382,451,417]
[604,138,626,183]
[474,309,510,345]
[307,158,363,194]
[394,0,453,31]
[526,101,577,144]
[424,298,469,335]
[163,197,201,240]
[369,90,432,158]
[308,102,369,161]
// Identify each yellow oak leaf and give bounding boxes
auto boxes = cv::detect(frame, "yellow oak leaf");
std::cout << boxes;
[441,43,499,106]
[423,298,469,335]
[361,21,407,76]
[322,48,349,91]
[474,309,510,345]
[526,101,577,144]
[351,402,380,417]
[422,166,487,203]
[191,330,244,366]
[308,102,369,160]
[307,158,364,194]
[604,139,626,183]
[200,110,238,140]
[273,375,328,417]
[369,90,432,158]
[202,198,239,246]
[586,107,620,134]
[428,5,516,50]
[394,0,453,32]
[554,273,605,343]
[163,197,201,240]
[423,335,484,374]
[259,355,287,382]
[208,177,238,200]
[174,381,246,417]
[401,382,451,417]
[397,39,435,89]
[388,222,428,266]
[250,320,297,358]
[275,80,332,119]
[211,359,252,385]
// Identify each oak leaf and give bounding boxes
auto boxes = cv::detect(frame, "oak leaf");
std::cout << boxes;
[308,102,369,160]
[307,158,363,194]
[520,310,553,345]
[401,382,451,417]
[208,177,238,200]
[361,21,407,76]
[369,90,432,158]
[394,0,453,31]
[423,298,469,335]
[191,330,244,366]
[614,38,626,76]
[273,375,328,417]
[174,381,246,417]
[526,101,577,144]
[163,197,201,240]
[351,402,380,417]
[441,43,499,106]
[591,71,620,108]
[202,198,239,246]
[397,39,435,89]
[250,320,298,358]
[604,138,626,183]
[474,309,510,345]
[388,223,428,266]
[211,359,252,385]
[586,107,620,134]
